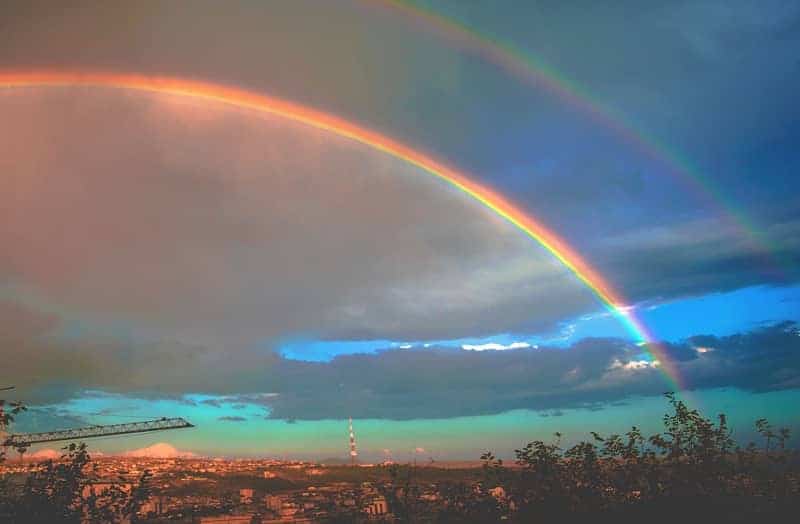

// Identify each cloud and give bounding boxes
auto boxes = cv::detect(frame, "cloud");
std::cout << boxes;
[175,321,794,421]
[24,448,61,461]
[0,0,797,313]
[218,416,247,423]
[23,448,105,462]
[122,443,197,459]
[462,342,534,351]
[0,88,592,338]
[0,87,604,404]
[609,359,660,371]
[10,406,89,434]
[7,306,798,420]
[5,250,798,422]
[595,217,800,302]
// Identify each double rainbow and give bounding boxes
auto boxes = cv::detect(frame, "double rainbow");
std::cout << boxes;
[0,70,680,390]
[371,0,786,277]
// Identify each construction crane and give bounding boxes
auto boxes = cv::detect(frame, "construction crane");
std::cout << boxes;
[6,418,194,447]
[2,385,194,459]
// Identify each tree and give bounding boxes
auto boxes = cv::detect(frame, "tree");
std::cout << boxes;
[471,393,798,522]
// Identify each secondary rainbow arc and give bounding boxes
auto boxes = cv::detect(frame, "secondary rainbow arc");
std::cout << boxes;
[372,0,787,277]
[0,70,682,390]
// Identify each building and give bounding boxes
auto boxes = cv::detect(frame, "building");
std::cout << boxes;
[265,494,284,512]
[239,488,254,504]
[364,495,388,516]
[199,516,253,524]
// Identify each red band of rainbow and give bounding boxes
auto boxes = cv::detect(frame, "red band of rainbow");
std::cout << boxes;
[0,70,681,391]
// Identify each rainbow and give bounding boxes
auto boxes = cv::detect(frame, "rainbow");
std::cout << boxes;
[0,70,682,390]
[369,0,787,277]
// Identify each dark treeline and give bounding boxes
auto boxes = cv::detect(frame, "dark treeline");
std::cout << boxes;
[336,393,799,523]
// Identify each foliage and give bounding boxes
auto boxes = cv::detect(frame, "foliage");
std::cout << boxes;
[383,463,429,523]
[475,392,799,522]
[382,393,798,523]
[1,398,27,462]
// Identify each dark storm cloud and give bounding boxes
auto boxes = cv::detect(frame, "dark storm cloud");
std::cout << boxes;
[412,1,800,297]
[0,299,216,405]
[255,321,800,420]
[465,0,800,299]
[0,86,602,388]
[10,407,88,434]
[595,216,800,301]
[682,321,800,392]
[4,288,798,418]
[259,340,649,420]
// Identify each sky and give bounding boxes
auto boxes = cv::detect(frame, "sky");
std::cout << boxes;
[1,0,799,461]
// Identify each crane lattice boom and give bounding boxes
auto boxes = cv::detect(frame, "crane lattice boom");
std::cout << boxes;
[6,417,194,446]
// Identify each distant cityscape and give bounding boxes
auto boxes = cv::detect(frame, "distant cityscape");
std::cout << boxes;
[1,455,479,522]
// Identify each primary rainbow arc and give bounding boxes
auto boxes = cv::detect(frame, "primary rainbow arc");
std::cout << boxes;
[0,70,681,390]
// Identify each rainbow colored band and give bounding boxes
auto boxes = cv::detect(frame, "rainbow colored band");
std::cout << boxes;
[372,0,785,278]
[0,71,681,391]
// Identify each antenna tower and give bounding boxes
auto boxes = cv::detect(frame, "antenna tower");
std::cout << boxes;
[348,417,358,466]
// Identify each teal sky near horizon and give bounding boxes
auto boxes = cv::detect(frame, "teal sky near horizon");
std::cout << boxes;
[18,388,800,462]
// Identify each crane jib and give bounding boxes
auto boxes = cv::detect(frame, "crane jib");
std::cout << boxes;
[6,418,194,446]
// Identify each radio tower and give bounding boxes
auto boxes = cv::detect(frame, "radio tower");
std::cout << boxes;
[348,417,358,466]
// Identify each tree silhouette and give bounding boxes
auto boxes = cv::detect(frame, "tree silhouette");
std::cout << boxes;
[470,393,798,522]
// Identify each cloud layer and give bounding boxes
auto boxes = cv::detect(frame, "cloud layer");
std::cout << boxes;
[1,1,798,423]
[21,322,797,422]
[253,321,800,419]
[0,88,595,403]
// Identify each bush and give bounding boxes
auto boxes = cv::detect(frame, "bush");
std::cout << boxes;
[381,393,798,523]
[473,393,798,522]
